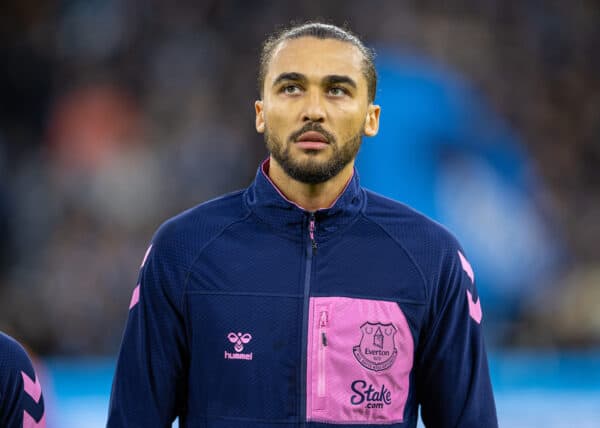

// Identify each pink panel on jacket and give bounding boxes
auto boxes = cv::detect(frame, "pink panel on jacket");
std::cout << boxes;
[306,297,414,424]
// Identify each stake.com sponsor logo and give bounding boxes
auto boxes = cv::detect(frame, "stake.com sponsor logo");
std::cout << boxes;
[350,380,392,409]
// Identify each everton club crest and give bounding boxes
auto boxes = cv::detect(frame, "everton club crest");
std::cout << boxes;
[353,322,398,371]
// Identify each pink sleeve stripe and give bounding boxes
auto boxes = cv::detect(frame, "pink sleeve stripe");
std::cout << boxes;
[21,371,42,403]
[458,250,475,284]
[140,244,153,268]
[466,289,483,324]
[23,410,46,428]
[129,284,140,309]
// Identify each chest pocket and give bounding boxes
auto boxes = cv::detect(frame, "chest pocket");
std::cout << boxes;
[306,297,414,424]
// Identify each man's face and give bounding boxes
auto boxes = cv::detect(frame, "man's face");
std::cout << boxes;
[255,37,380,184]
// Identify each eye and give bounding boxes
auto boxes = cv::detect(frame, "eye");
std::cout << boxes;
[328,86,348,97]
[281,84,302,95]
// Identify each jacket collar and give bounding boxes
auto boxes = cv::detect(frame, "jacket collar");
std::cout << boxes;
[244,159,365,239]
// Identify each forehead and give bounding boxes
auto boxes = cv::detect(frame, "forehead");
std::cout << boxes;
[266,37,366,84]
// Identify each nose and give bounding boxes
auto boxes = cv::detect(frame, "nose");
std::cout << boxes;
[301,90,325,123]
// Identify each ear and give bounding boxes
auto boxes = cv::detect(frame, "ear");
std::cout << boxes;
[363,104,381,137]
[255,100,265,133]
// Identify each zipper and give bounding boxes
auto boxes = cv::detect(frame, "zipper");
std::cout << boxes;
[317,309,328,397]
[309,214,317,253]
[299,212,317,425]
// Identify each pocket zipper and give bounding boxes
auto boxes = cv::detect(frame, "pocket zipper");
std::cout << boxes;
[318,310,328,397]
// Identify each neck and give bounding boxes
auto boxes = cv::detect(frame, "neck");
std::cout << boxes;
[267,156,354,211]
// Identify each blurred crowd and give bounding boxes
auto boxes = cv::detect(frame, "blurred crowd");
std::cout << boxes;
[0,0,598,354]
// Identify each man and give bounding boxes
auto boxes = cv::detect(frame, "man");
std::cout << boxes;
[108,22,498,427]
[0,332,46,427]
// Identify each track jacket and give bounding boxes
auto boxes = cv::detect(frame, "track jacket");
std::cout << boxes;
[0,332,46,428]
[108,160,498,427]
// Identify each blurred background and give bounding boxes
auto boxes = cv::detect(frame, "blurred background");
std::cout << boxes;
[0,0,599,426]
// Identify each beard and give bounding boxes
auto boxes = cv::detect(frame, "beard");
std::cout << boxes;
[265,122,363,184]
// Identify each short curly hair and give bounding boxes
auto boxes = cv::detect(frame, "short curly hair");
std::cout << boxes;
[258,22,377,102]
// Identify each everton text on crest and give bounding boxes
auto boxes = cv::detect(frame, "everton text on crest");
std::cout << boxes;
[353,322,398,371]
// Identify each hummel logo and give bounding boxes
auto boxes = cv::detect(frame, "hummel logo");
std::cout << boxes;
[227,332,252,352]
[225,332,253,361]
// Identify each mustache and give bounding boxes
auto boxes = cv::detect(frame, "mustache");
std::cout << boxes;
[288,122,336,144]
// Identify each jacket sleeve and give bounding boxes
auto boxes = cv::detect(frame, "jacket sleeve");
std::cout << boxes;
[416,248,498,428]
[0,334,46,428]
[107,232,188,427]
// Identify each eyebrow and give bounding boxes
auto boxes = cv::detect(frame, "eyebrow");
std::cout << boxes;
[272,72,357,89]
[272,72,308,87]
[323,75,357,89]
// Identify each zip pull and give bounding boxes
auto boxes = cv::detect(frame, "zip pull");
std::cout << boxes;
[319,310,328,327]
[319,310,328,346]
[309,213,317,252]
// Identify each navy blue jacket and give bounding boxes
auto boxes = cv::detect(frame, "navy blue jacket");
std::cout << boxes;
[0,332,46,427]
[108,161,497,427]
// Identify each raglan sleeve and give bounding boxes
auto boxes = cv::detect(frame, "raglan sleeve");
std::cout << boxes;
[0,334,46,428]
[416,244,498,428]
[107,227,188,427]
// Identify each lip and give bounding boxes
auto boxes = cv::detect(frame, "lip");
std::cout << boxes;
[295,141,329,150]
[295,131,329,144]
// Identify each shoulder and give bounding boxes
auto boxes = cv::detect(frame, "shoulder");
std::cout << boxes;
[151,189,249,263]
[362,189,472,316]
[0,332,45,427]
[363,189,461,258]
[0,332,35,377]
[157,189,248,239]
[0,332,37,406]
[133,190,249,307]
[362,189,466,293]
